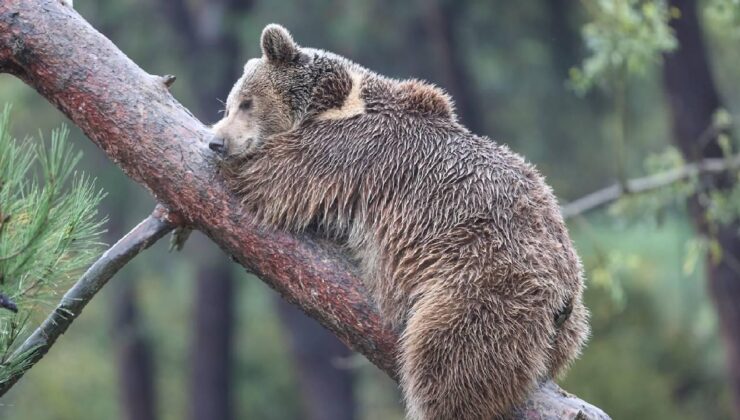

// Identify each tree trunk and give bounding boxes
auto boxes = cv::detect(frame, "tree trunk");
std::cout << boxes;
[113,280,157,420]
[277,300,356,420]
[0,2,608,418]
[663,0,740,417]
[190,263,234,420]
[546,0,581,77]
[419,0,486,135]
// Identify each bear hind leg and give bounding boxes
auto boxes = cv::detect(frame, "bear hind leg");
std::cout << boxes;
[399,292,553,420]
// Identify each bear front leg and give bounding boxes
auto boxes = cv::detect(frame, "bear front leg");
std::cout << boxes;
[225,144,341,234]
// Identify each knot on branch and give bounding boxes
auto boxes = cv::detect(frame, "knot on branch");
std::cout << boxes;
[152,204,186,227]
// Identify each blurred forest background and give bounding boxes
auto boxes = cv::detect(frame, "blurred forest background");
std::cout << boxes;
[1,0,740,419]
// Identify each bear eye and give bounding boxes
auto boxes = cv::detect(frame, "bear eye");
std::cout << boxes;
[239,99,253,111]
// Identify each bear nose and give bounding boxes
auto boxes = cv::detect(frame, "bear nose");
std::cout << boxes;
[209,136,226,154]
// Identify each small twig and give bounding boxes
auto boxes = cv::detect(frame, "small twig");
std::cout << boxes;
[0,293,17,313]
[161,74,176,88]
[696,120,733,159]
[169,226,192,251]
[0,205,178,396]
[561,154,740,219]
[0,213,10,236]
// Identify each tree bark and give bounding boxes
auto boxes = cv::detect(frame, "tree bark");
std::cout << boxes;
[0,2,608,418]
[154,2,243,419]
[663,0,740,417]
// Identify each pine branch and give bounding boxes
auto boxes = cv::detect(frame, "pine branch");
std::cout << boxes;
[0,1,609,417]
[561,154,740,219]
[0,108,109,381]
[0,206,179,396]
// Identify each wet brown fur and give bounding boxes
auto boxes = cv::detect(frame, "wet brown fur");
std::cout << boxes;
[212,24,589,420]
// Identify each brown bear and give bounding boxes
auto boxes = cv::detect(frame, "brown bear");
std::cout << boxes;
[210,24,589,420]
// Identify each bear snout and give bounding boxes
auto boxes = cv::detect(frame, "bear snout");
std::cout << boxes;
[208,135,227,154]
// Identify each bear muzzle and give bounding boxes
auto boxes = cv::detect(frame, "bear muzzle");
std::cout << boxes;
[208,135,227,155]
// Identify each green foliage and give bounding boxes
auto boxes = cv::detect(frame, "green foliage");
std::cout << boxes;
[0,105,105,384]
[589,250,638,308]
[706,177,740,225]
[565,4,739,416]
[706,0,740,37]
[607,147,697,221]
[565,217,731,419]
[570,0,740,310]
[704,122,740,226]
[570,0,677,94]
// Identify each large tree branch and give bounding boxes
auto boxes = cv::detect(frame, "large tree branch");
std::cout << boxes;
[0,2,608,418]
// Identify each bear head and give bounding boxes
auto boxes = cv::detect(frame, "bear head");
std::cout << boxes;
[209,24,360,158]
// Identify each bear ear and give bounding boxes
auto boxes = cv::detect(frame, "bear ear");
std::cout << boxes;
[261,24,299,64]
